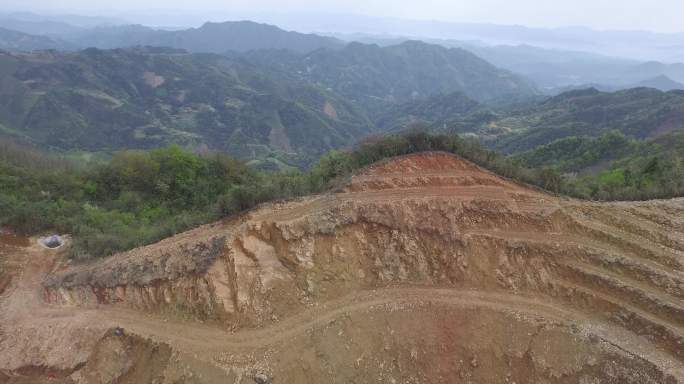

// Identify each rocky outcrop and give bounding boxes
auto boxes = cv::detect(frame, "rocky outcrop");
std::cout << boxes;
[43,237,229,320]
[40,152,684,380]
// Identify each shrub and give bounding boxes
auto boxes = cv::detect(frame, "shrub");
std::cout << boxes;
[3,132,683,260]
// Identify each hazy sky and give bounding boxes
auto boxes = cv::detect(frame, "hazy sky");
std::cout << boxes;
[5,0,683,33]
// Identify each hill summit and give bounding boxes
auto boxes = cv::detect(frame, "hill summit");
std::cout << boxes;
[1,152,681,382]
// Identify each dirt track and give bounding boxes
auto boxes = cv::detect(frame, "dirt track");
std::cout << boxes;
[2,152,684,383]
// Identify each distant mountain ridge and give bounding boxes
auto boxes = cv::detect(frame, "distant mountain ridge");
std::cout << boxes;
[492,87,684,152]
[244,40,537,108]
[4,13,683,94]
[2,13,682,177]
[0,39,537,166]
[633,75,684,91]
[332,33,684,91]
[0,19,344,54]
[0,17,84,37]
[0,27,73,51]
[264,13,684,62]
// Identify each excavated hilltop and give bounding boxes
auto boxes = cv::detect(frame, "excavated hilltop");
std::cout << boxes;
[1,152,684,383]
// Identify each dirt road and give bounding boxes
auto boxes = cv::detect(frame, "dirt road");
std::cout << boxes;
[2,152,684,383]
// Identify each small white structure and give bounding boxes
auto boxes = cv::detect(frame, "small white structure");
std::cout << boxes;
[39,235,63,249]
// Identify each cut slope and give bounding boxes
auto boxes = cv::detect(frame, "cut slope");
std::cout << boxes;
[2,152,683,383]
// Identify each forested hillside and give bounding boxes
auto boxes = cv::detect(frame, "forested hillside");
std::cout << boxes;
[512,130,684,200]
[374,92,495,132]
[0,47,372,167]
[0,40,540,166]
[492,87,684,152]
[369,87,684,199]
[0,17,682,202]
[0,132,574,258]
[245,40,537,109]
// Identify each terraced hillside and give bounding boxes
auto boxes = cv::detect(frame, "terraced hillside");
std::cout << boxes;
[1,152,683,383]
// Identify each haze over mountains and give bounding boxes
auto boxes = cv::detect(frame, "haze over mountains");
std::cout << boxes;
[0,26,73,51]
[0,10,683,175]
[0,38,532,166]
[281,14,684,62]
[3,5,684,383]
[1,11,683,93]
[0,47,371,165]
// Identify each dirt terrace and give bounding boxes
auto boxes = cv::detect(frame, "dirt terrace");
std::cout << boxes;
[1,152,684,383]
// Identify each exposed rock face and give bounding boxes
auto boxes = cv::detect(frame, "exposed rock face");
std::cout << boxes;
[30,152,684,382]
[70,329,173,384]
[43,155,560,326]
[44,237,228,320]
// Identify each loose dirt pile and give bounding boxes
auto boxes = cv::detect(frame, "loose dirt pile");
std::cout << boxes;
[1,152,683,383]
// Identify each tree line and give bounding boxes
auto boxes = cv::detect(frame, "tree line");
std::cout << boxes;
[1,131,681,260]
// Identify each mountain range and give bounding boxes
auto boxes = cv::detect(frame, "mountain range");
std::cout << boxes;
[0,14,683,176]
[0,18,343,54]
[0,27,73,52]
[1,13,683,93]
[332,34,684,92]
[0,47,371,166]
[262,13,684,62]
[242,40,536,107]
[490,87,684,152]
[66,21,344,54]
[0,40,533,166]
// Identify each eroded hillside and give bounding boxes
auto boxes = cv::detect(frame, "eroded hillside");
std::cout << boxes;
[1,152,683,383]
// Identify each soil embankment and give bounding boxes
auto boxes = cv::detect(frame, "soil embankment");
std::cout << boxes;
[1,152,683,383]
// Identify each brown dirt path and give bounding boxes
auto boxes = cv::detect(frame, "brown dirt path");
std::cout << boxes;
[3,241,684,380]
[3,152,684,382]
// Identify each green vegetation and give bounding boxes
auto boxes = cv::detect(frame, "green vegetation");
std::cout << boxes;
[491,88,684,152]
[1,137,337,259]
[1,30,683,187]
[0,47,372,168]
[374,92,496,133]
[306,131,566,195]
[0,132,563,260]
[353,87,684,156]
[2,131,683,261]
[1,141,254,258]
[245,40,536,111]
[0,41,536,169]
[414,89,684,201]
[517,131,684,200]
[563,154,684,200]
[512,131,643,172]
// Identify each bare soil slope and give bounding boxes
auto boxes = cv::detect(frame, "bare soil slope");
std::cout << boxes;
[1,152,683,383]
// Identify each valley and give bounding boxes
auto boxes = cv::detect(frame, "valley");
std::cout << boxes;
[0,39,532,167]
[0,17,682,181]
